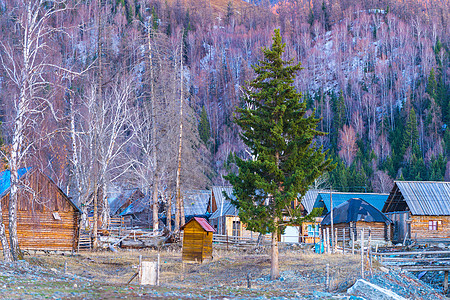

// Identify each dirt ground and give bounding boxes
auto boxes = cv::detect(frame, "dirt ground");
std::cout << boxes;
[0,244,444,299]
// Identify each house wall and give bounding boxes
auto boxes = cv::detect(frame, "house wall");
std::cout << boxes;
[209,216,257,239]
[410,215,450,241]
[386,211,410,243]
[1,171,79,251]
[322,221,389,242]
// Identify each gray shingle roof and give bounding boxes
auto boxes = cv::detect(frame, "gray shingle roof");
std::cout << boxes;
[388,181,450,215]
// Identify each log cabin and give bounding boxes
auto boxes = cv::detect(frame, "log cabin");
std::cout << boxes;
[300,191,389,243]
[382,181,450,244]
[321,198,392,243]
[181,217,215,263]
[0,168,81,251]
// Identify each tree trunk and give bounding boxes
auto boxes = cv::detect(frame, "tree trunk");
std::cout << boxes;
[0,200,11,262]
[166,192,172,232]
[148,23,159,233]
[270,219,279,280]
[152,179,159,232]
[175,35,184,231]
[92,183,98,249]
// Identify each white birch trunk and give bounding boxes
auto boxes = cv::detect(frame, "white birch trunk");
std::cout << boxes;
[175,37,184,231]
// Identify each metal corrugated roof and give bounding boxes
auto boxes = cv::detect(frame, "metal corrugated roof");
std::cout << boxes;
[395,181,450,215]
[300,190,326,214]
[109,188,141,215]
[315,192,389,212]
[171,190,211,217]
[119,195,150,216]
[210,186,236,219]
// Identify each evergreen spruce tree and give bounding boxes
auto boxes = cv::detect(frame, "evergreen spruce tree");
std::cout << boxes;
[198,106,211,145]
[224,29,333,280]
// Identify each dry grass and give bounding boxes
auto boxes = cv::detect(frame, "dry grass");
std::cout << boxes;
[22,245,367,297]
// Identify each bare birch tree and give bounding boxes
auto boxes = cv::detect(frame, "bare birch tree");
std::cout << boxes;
[0,0,70,260]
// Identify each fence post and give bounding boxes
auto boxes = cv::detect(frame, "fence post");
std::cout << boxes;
[334,228,338,253]
[343,228,346,255]
[361,229,365,279]
[351,229,355,255]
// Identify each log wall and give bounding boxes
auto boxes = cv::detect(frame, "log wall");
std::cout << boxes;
[322,221,389,242]
[0,170,79,251]
[410,215,450,241]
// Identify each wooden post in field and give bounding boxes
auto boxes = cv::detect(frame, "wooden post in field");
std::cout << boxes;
[444,271,449,294]
[342,228,346,255]
[361,229,365,279]
[334,228,338,253]
[351,229,355,255]
[326,228,330,254]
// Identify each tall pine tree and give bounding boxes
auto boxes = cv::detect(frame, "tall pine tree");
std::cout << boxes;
[224,29,333,279]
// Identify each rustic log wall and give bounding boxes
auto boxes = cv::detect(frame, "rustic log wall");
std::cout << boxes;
[410,215,450,241]
[322,221,388,242]
[0,170,79,251]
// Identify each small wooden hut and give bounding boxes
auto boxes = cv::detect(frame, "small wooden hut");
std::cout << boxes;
[180,217,215,263]
[321,198,392,242]
[0,168,81,251]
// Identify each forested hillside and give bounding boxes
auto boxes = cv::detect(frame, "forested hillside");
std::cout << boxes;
[0,0,448,210]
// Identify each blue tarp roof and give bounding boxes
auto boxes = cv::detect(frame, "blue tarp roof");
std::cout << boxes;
[314,192,389,212]
[0,168,31,196]
[321,198,392,225]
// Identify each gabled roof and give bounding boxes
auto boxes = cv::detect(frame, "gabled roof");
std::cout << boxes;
[0,168,82,214]
[109,188,144,216]
[210,186,236,219]
[383,181,450,215]
[119,195,150,216]
[171,190,211,217]
[209,201,238,219]
[181,217,215,232]
[315,192,389,212]
[321,198,392,225]
[300,189,327,214]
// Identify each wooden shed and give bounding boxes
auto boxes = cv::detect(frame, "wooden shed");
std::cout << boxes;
[0,168,81,251]
[180,217,215,263]
[382,181,450,244]
[321,198,392,243]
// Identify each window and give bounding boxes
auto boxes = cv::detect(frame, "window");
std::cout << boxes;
[429,220,438,231]
[307,224,320,237]
[232,221,241,237]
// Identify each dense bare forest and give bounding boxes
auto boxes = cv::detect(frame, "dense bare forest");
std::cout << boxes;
[0,0,449,210]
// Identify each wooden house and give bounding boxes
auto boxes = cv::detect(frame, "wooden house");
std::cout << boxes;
[299,191,389,243]
[119,195,153,229]
[208,186,257,239]
[109,188,145,216]
[382,181,450,244]
[180,217,215,263]
[0,168,81,251]
[321,198,392,243]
